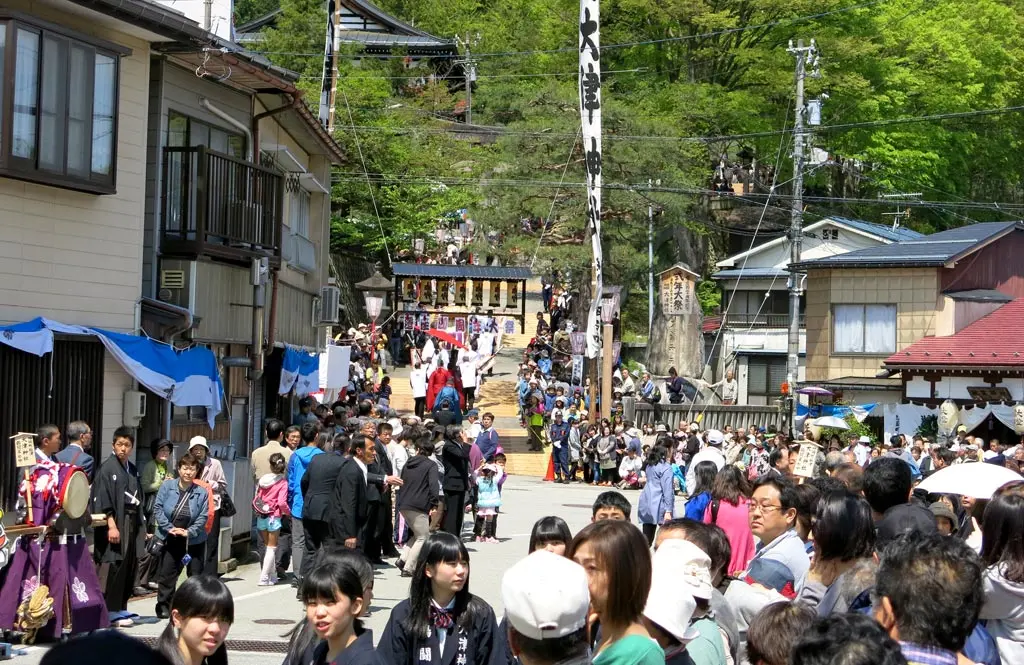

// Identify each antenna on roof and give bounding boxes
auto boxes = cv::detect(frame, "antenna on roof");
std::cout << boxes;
[879,192,922,231]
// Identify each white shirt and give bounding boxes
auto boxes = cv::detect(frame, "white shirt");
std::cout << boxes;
[387,442,409,477]
[619,454,643,478]
[409,368,428,398]
[466,422,482,440]
[460,359,478,388]
[352,457,368,483]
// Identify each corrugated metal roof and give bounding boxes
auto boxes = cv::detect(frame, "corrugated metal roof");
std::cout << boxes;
[829,217,925,242]
[884,298,1024,367]
[338,31,455,47]
[712,268,789,280]
[794,222,1021,270]
[943,289,1013,303]
[391,263,532,280]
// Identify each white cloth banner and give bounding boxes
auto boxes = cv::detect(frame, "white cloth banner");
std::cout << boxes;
[883,403,939,442]
[319,344,351,390]
[579,0,603,359]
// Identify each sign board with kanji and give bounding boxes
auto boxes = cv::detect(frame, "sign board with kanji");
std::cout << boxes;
[793,443,821,478]
[12,433,35,468]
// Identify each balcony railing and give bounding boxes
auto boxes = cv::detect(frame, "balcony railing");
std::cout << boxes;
[723,312,805,328]
[162,146,283,259]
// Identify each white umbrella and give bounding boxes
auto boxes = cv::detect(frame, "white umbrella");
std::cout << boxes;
[810,415,850,430]
[917,463,1023,499]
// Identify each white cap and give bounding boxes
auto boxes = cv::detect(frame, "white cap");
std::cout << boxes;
[644,541,701,643]
[502,551,590,640]
[706,429,724,446]
[388,417,404,439]
[858,435,871,444]
[188,435,209,451]
[689,423,699,432]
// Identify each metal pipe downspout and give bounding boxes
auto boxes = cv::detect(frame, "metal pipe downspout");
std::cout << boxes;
[199,97,254,162]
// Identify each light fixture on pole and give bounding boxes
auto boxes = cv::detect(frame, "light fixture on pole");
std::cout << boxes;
[600,292,618,420]
[365,294,383,364]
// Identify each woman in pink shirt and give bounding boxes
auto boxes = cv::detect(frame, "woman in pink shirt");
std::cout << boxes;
[704,465,757,576]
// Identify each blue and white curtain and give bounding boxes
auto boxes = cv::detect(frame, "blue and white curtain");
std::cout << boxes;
[0,317,224,428]
[279,345,320,397]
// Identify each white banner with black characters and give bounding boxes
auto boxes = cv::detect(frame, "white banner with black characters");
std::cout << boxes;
[579,0,603,359]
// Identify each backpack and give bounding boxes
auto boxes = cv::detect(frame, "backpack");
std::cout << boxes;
[651,386,662,402]
[252,492,273,517]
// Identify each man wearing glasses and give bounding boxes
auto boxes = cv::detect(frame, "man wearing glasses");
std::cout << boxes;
[745,477,809,586]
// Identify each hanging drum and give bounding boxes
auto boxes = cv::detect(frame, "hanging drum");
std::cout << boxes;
[56,465,90,520]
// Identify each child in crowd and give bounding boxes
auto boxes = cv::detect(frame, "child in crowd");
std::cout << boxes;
[528,516,573,555]
[474,464,502,543]
[254,453,290,586]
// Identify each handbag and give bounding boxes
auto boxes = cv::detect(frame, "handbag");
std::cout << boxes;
[219,489,237,517]
[145,535,165,557]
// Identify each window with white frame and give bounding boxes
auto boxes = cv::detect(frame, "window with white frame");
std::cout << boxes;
[748,357,787,405]
[832,304,897,354]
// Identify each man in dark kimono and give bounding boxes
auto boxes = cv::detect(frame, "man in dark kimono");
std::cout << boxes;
[91,426,144,621]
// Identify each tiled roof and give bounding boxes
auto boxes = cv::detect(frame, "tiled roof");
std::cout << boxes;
[391,263,532,280]
[884,298,1024,367]
[829,217,924,243]
[793,222,1022,270]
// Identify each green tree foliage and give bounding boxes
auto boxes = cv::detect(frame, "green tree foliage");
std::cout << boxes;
[239,0,1024,331]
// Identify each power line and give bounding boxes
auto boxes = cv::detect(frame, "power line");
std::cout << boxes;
[246,0,887,60]
[298,67,647,81]
[319,104,1024,143]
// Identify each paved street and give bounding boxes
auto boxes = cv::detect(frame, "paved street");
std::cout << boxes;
[14,478,676,664]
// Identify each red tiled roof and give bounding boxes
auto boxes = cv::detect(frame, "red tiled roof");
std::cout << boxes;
[703,315,723,333]
[884,298,1024,367]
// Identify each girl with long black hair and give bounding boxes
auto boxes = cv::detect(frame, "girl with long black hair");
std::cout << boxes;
[157,575,233,665]
[378,532,500,665]
[301,559,378,665]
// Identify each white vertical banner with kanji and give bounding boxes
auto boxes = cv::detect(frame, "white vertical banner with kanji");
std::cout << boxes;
[580,0,603,358]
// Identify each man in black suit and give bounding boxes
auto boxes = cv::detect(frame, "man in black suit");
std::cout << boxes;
[330,437,371,549]
[362,422,403,563]
[300,434,350,561]
[55,420,94,480]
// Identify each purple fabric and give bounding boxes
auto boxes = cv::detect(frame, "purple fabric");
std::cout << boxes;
[0,535,108,639]
[468,443,484,476]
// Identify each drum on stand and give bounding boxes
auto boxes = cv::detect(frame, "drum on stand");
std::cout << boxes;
[56,467,90,520]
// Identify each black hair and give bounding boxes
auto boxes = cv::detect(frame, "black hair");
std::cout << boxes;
[806,475,846,496]
[177,452,199,471]
[591,490,632,519]
[112,425,135,445]
[300,421,321,444]
[509,626,589,665]
[981,481,1024,583]
[746,602,817,665]
[404,532,487,638]
[358,401,372,417]
[691,461,718,496]
[791,613,907,665]
[285,425,301,438]
[43,632,173,665]
[300,559,366,633]
[150,437,174,458]
[378,422,393,435]
[157,576,233,665]
[645,444,669,467]
[283,548,374,665]
[863,457,912,515]
[416,436,436,456]
[528,516,573,554]
[814,491,876,562]
[265,418,285,441]
[936,448,957,466]
[658,519,710,553]
[494,452,507,463]
[703,523,733,583]
[332,405,348,423]
[768,447,786,469]
[752,476,800,512]
[346,436,369,457]
[875,532,983,651]
[792,483,822,536]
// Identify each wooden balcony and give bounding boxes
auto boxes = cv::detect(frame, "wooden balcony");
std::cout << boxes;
[162,146,284,263]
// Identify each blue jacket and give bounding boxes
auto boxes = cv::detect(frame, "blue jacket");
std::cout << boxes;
[433,386,461,411]
[549,421,570,444]
[638,462,675,525]
[287,445,324,519]
[476,477,502,509]
[476,428,500,461]
[152,479,209,543]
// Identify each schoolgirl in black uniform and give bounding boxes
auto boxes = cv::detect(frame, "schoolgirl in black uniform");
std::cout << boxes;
[378,532,501,665]
[300,557,382,665]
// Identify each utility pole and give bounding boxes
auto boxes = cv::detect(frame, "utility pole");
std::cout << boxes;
[648,178,654,336]
[323,0,342,132]
[786,38,818,436]
[456,34,479,125]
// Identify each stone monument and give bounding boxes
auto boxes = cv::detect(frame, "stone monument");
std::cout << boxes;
[647,263,704,377]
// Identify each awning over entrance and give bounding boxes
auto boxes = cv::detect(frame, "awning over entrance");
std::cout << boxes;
[0,318,224,428]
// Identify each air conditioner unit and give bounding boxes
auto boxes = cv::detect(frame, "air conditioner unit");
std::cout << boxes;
[123,390,147,427]
[319,285,341,325]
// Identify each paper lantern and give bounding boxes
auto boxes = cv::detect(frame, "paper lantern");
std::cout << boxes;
[938,399,959,436]
[1014,404,1024,434]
